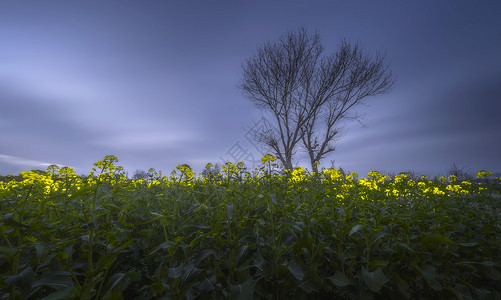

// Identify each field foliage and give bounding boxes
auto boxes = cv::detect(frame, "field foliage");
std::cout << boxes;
[1,155,500,299]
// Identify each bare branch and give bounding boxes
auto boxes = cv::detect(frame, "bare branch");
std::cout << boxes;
[239,28,394,172]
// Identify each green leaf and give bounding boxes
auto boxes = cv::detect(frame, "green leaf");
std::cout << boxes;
[104,203,121,212]
[2,213,29,228]
[67,186,93,200]
[252,255,272,278]
[249,206,267,217]
[368,260,389,268]
[103,272,130,300]
[480,265,501,281]
[393,273,409,291]
[35,243,48,261]
[32,271,74,291]
[179,223,211,232]
[410,263,442,291]
[328,271,350,287]
[227,204,234,220]
[186,278,215,300]
[281,231,296,245]
[362,267,388,293]
[94,251,125,273]
[194,249,216,266]
[4,267,34,298]
[39,253,58,269]
[396,242,415,253]
[230,278,256,300]
[456,261,495,267]
[288,259,304,281]
[235,245,249,266]
[0,246,16,258]
[349,224,363,236]
[40,286,73,300]
[148,282,165,295]
[445,286,464,300]
[106,272,126,291]
[421,233,456,248]
[181,262,202,285]
[138,213,167,225]
[195,276,216,294]
[287,221,304,232]
[371,230,387,246]
[453,262,477,271]
[336,207,346,217]
[125,271,141,282]
[168,264,183,279]
[115,238,134,251]
[299,278,322,294]
[150,240,175,254]
[269,194,277,205]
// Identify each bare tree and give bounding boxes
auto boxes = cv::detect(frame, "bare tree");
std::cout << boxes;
[239,28,393,172]
[447,163,473,182]
[202,163,221,180]
[132,169,148,180]
[239,28,323,170]
[301,40,394,173]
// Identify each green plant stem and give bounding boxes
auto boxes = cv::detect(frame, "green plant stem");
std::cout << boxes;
[163,224,168,242]
[1,232,14,250]
[95,263,111,300]
[88,229,94,274]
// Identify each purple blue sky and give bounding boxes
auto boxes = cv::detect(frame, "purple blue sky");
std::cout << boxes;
[1,1,500,177]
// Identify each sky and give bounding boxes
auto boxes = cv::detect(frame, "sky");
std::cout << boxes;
[1,1,500,178]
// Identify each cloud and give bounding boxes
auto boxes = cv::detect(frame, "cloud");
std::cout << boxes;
[0,154,71,170]
[91,131,200,150]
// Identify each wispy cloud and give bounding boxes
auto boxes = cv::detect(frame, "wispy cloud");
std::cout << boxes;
[0,154,72,170]
[91,131,200,150]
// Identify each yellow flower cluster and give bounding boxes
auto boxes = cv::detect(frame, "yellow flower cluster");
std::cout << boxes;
[288,167,307,183]
[1,155,498,207]
[261,154,276,165]
[176,164,194,182]
[323,168,343,182]
[477,170,493,179]
[19,170,55,195]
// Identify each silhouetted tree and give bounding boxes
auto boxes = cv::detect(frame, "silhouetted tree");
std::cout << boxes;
[202,163,221,180]
[132,169,148,180]
[239,27,394,172]
[447,163,473,182]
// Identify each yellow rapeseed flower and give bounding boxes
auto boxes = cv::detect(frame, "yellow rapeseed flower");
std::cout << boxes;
[261,154,276,165]
[477,170,493,179]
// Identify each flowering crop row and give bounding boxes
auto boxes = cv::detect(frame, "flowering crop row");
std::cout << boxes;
[0,155,500,299]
